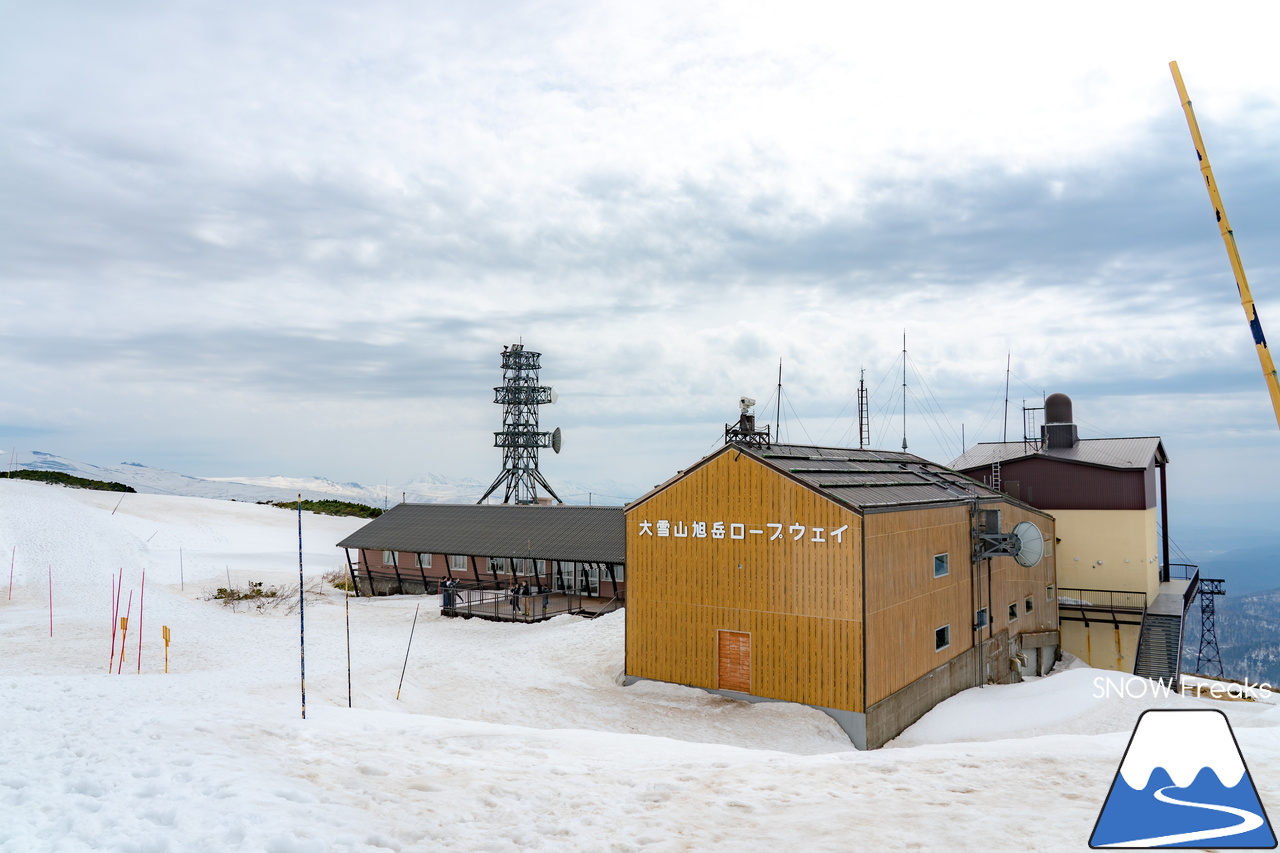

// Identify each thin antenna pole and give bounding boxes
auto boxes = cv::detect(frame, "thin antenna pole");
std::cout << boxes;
[775,359,782,442]
[297,494,306,720]
[1002,353,1011,444]
[901,330,911,450]
[396,603,421,701]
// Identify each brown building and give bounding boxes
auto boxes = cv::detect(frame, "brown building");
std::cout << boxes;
[950,393,1196,684]
[623,441,1058,749]
[337,504,625,618]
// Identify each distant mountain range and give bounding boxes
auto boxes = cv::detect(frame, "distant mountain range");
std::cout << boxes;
[9,451,641,507]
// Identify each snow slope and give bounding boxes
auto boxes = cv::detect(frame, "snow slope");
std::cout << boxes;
[1,478,1278,852]
[10,450,640,506]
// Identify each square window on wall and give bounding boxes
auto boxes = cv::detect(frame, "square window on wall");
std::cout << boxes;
[383,550,395,565]
[975,607,989,630]
[1008,602,1019,622]
[933,553,949,578]
[1046,584,1056,602]
[1024,596,1034,614]
[418,553,431,569]
[935,624,951,651]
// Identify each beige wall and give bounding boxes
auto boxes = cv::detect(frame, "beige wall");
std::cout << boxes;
[1052,508,1160,598]
[1060,619,1140,673]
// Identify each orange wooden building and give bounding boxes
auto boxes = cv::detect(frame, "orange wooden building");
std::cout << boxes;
[623,442,1059,748]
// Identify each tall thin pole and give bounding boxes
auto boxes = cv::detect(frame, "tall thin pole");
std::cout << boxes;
[1002,353,1011,444]
[774,359,782,442]
[297,494,306,720]
[1171,61,1280,430]
[47,564,52,636]
[6,545,13,600]
[396,603,421,701]
[109,573,119,671]
[135,569,145,674]
[901,332,908,451]
[345,595,353,709]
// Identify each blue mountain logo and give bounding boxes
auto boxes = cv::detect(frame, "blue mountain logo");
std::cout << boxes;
[1091,709,1276,848]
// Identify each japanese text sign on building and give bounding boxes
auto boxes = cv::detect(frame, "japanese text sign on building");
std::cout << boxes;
[637,520,848,545]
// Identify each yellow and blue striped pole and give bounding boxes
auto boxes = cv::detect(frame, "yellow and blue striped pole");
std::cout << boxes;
[1171,61,1280,430]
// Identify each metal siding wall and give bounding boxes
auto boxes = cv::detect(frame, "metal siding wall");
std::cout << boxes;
[981,458,1152,510]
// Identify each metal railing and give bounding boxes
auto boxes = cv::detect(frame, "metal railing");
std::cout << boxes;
[441,584,622,622]
[1056,588,1147,612]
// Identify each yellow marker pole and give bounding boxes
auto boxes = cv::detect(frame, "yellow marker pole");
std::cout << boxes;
[162,625,171,674]
[1170,61,1280,430]
[117,616,129,673]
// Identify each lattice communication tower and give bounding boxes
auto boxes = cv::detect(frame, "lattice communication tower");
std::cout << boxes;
[478,343,562,505]
[1195,578,1226,678]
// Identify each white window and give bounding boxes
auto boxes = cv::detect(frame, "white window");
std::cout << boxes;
[489,557,507,574]
[975,607,989,630]
[1024,596,1034,615]
[382,550,396,566]
[935,624,951,652]
[1046,584,1055,602]
[449,554,466,572]
[418,553,432,569]
[1008,602,1019,622]
[933,553,949,579]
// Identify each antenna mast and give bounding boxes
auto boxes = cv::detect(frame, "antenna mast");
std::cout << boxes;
[774,359,782,442]
[857,368,870,449]
[901,332,908,451]
[478,343,563,505]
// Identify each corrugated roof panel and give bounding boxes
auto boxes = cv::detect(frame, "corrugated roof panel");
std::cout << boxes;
[337,504,625,563]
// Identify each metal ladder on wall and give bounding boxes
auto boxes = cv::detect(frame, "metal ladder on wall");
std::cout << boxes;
[990,458,1002,492]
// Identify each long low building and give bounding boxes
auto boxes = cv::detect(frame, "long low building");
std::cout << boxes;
[336,503,626,602]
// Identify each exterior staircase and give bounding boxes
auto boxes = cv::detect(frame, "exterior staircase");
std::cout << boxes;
[1133,612,1184,686]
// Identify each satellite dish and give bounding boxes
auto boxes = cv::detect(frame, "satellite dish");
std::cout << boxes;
[551,427,562,454]
[1011,521,1045,567]
[548,387,559,404]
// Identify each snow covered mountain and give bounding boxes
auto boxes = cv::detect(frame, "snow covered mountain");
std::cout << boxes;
[8,450,640,507]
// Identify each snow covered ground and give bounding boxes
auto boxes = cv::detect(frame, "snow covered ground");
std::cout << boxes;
[2,478,1278,852]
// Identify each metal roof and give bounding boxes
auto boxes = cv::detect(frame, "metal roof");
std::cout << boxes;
[631,443,1009,513]
[949,437,1166,473]
[337,504,625,563]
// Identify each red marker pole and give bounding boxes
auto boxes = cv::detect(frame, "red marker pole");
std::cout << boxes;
[109,574,119,671]
[136,570,145,674]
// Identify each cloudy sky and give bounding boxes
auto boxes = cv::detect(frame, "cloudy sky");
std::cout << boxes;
[3,1,1279,530]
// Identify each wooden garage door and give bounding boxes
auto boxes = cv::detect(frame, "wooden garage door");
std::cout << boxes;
[717,630,751,693]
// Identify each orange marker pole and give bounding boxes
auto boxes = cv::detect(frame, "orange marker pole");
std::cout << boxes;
[162,625,171,674]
